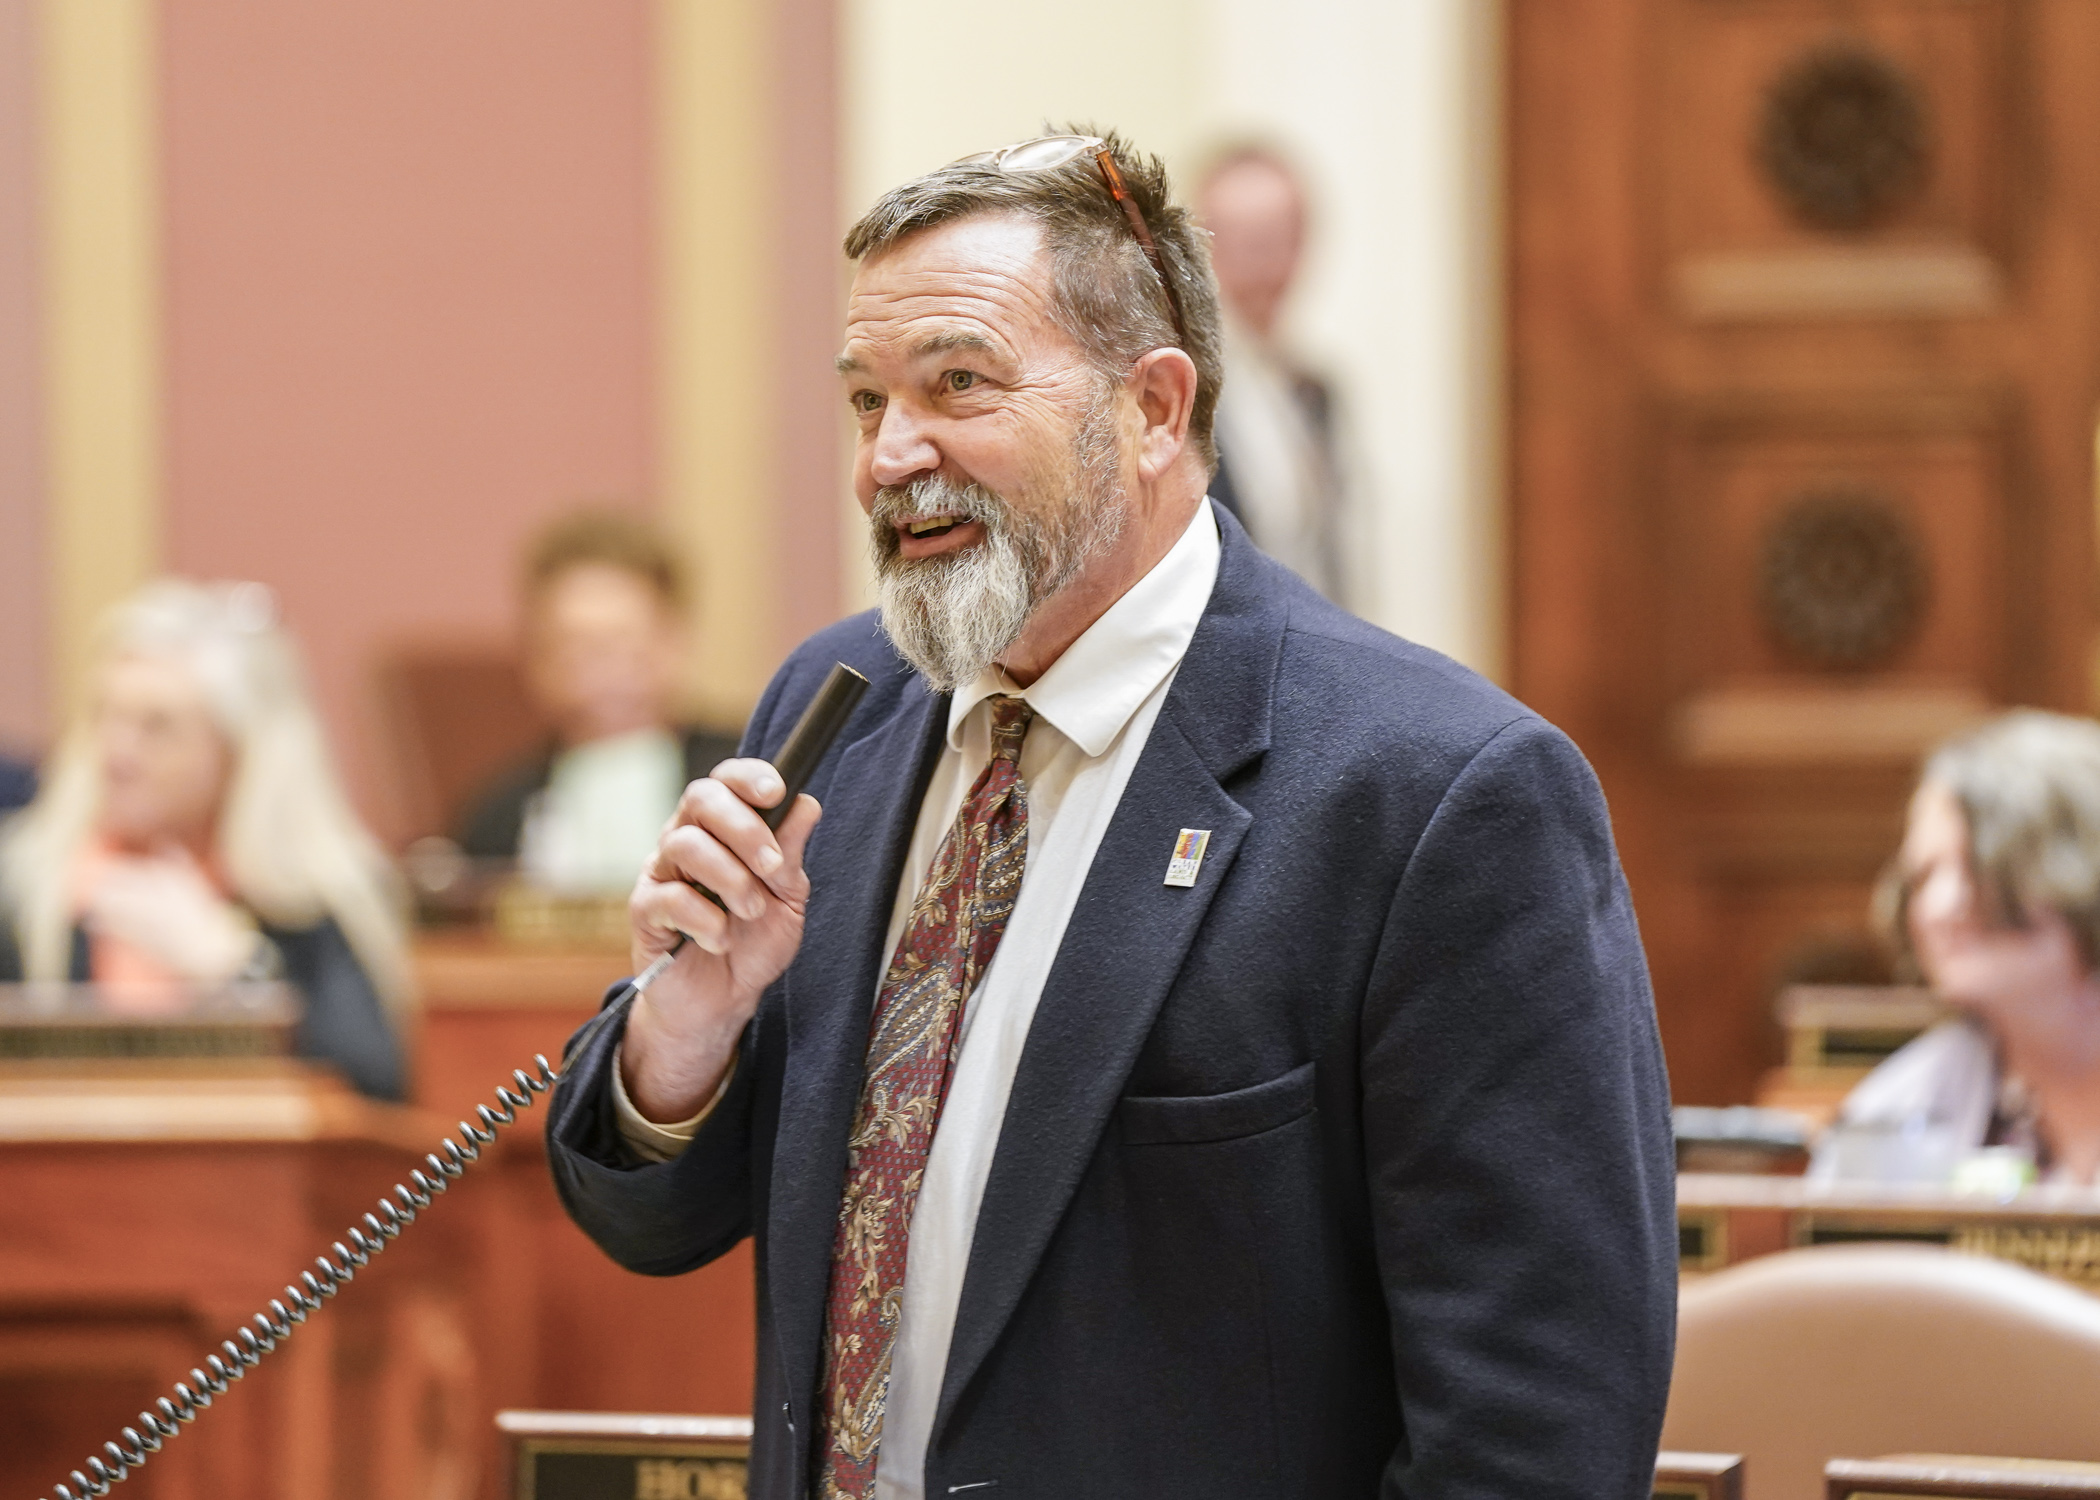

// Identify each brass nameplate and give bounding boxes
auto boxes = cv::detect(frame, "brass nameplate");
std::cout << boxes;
[0,1023,285,1059]
[1678,1210,1728,1272]
[517,1439,746,1500]
[1954,1223,2100,1287]
[0,982,298,1060]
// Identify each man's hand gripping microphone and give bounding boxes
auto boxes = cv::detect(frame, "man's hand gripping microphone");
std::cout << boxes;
[631,662,868,995]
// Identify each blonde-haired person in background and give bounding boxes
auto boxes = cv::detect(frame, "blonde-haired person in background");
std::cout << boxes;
[1817,710,2100,1186]
[0,580,409,1098]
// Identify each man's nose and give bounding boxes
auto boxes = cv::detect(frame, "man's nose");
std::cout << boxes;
[868,404,941,490]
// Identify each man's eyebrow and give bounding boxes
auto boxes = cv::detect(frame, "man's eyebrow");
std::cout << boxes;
[834,329,1005,378]
[910,329,999,360]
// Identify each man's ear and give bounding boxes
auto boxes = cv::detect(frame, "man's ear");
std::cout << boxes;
[1128,347,1199,482]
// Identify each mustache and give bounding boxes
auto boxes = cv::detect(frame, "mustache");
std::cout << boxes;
[869,477,1006,539]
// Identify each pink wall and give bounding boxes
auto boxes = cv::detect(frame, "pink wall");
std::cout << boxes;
[769,0,844,650]
[158,0,656,840]
[0,0,45,759]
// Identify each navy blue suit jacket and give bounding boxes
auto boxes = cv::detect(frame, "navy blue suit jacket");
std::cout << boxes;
[548,504,1677,1500]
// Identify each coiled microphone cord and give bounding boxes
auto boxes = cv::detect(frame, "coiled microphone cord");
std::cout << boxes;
[42,1055,557,1500]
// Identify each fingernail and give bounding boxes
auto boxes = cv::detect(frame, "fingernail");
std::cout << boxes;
[756,845,783,874]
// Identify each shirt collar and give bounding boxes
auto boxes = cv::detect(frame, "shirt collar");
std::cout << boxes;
[947,499,1221,757]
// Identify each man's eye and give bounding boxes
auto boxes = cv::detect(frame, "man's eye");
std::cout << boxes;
[945,370,978,392]
[851,390,884,415]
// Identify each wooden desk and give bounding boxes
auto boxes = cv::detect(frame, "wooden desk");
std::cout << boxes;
[412,935,758,1485]
[1679,1173,2100,1289]
[1658,1450,1746,1500]
[0,1060,490,1500]
[412,932,631,1127]
[495,1424,1739,1500]
[1755,987,1945,1131]
[1828,1456,2100,1499]
[0,932,761,1500]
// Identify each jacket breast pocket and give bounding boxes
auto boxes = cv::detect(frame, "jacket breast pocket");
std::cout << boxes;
[1119,1061,1316,1146]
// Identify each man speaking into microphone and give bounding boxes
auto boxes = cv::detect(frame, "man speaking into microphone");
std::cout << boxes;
[548,130,1676,1500]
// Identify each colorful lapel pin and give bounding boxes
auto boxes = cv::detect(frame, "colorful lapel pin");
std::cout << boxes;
[1163,828,1212,888]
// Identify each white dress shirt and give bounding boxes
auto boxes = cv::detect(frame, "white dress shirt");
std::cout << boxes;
[614,499,1221,1499]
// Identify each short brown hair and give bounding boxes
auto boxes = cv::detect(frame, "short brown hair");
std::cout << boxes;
[524,510,686,612]
[843,126,1224,472]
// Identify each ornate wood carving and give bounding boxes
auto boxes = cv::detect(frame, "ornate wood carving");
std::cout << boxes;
[1756,45,1932,232]
[1511,0,2097,1108]
[1757,488,1928,669]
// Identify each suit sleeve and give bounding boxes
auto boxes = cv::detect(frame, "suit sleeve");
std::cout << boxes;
[544,985,765,1275]
[1363,717,1677,1500]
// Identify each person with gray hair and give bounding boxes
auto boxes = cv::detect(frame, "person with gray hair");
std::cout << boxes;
[547,128,1672,1500]
[1817,710,2100,1185]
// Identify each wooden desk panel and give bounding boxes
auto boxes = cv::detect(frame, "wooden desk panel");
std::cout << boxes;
[411,933,629,1124]
[0,1064,487,1500]
[1659,1450,1746,1500]
[412,936,758,1489]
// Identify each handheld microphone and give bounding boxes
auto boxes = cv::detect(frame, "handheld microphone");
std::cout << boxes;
[632,661,869,992]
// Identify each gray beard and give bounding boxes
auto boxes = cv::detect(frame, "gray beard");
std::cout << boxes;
[869,401,1126,691]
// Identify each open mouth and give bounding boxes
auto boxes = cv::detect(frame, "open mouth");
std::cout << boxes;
[904,514,969,540]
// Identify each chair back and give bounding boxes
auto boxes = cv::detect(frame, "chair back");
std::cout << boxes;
[375,641,546,839]
[1662,1244,2100,1500]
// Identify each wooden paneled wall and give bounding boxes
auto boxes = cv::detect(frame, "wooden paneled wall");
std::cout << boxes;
[1509,0,2100,1103]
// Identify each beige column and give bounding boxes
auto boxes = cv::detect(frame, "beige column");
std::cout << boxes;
[39,0,160,715]
[657,0,778,725]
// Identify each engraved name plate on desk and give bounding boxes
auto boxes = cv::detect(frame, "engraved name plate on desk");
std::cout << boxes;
[499,1411,751,1500]
[0,981,299,1059]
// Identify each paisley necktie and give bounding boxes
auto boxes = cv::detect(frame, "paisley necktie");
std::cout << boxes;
[815,694,1034,1498]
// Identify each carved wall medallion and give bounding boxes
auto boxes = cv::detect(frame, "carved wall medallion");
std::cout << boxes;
[1757,46,1932,231]
[1758,489,1928,668]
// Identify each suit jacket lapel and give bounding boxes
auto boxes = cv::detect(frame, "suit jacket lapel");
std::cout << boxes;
[768,680,949,1425]
[934,513,1286,1437]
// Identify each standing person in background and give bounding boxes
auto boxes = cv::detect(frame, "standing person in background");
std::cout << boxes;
[1195,143,1358,609]
[0,580,409,1099]
[456,511,739,894]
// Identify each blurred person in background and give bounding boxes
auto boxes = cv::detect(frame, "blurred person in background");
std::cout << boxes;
[0,580,409,1099]
[1194,143,1358,609]
[1818,711,2100,1186]
[455,511,737,894]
